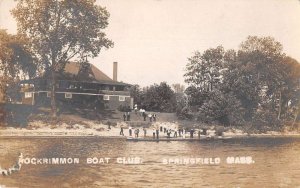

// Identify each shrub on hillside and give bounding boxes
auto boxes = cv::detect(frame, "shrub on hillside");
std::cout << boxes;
[176,106,194,120]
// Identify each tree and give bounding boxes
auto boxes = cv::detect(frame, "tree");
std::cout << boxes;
[183,36,300,128]
[142,82,176,112]
[221,36,300,125]
[236,36,296,121]
[280,57,300,123]
[12,0,113,117]
[0,29,36,102]
[221,57,262,120]
[198,90,245,126]
[129,84,143,106]
[172,83,185,93]
[184,85,209,110]
[184,46,225,91]
[183,46,235,119]
[0,29,36,79]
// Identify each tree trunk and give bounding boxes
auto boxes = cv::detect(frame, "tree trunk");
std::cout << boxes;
[51,68,57,118]
[277,91,282,120]
[292,110,299,129]
[285,100,288,120]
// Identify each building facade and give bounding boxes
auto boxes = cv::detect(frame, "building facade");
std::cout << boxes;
[19,62,133,110]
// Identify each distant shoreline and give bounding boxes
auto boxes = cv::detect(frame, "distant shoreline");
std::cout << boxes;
[1,112,299,139]
[1,127,300,138]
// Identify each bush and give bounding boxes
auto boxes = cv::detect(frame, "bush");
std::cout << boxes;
[215,126,227,136]
[252,110,283,131]
[176,106,194,120]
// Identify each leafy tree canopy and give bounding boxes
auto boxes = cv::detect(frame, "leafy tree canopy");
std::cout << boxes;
[12,0,113,116]
[183,36,300,127]
[131,82,177,113]
[0,29,36,79]
[12,0,113,72]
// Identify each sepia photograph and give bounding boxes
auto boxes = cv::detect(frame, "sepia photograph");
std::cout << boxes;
[0,0,300,187]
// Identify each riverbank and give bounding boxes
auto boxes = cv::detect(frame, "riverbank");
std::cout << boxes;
[1,120,300,138]
[1,110,299,138]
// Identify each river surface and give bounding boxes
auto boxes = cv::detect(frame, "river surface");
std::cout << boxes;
[0,137,300,188]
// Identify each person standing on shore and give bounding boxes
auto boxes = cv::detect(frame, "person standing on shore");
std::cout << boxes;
[149,114,152,122]
[152,128,156,139]
[134,104,138,114]
[143,127,147,137]
[183,128,186,139]
[156,128,159,139]
[143,112,147,121]
[153,113,157,122]
[120,127,124,136]
[123,113,126,121]
[127,111,131,121]
[139,108,143,116]
[129,127,132,137]
[190,129,194,138]
[167,129,171,138]
[174,130,178,138]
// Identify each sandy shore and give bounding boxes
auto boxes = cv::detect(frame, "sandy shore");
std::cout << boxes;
[0,121,123,137]
[0,120,299,138]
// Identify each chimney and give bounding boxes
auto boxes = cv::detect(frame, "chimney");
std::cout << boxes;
[113,62,118,81]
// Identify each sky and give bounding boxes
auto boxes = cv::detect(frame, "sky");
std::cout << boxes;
[0,0,300,87]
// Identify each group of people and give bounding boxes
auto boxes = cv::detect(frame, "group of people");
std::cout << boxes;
[138,108,157,122]
[119,104,217,139]
[126,126,144,138]
[123,112,131,121]
[143,112,157,122]
[123,105,158,122]
[120,125,217,139]
[152,128,160,139]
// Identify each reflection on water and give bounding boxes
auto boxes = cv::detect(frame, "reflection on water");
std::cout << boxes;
[0,137,300,187]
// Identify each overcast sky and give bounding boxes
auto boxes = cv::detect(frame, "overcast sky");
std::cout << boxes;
[1,0,300,86]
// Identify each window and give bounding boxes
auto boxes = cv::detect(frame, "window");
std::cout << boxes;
[25,92,32,98]
[65,93,72,99]
[68,84,76,89]
[119,96,125,101]
[47,92,51,98]
[103,95,110,101]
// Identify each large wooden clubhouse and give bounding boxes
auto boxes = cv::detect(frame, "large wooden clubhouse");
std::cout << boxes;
[19,62,133,110]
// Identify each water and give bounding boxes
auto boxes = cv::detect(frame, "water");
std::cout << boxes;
[0,137,300,187]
